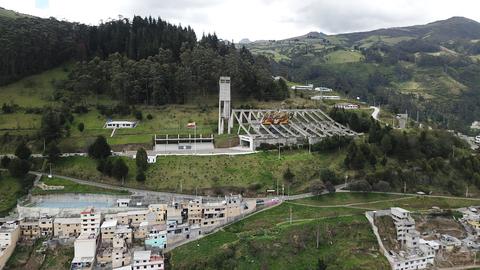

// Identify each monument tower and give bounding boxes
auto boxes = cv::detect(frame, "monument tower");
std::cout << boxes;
[218,76,231,134]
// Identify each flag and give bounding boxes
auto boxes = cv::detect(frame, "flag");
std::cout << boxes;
[187,122,196,128]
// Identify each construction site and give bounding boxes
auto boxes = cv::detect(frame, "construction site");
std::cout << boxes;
[368,206,480,270]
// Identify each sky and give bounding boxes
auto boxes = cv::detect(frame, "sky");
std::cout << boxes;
[1,0,480,41]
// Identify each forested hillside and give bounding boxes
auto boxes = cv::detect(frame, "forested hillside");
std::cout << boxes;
[0,8,288,104]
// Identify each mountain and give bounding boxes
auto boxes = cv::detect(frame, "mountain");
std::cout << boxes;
[245,17,480,132]
[0,7,32,19]
[239,38,252,44]
[340,16,480,44]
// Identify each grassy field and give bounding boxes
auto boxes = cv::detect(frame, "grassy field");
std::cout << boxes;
[169,193,394,270]
[324,50,364,64]
[31,176,130,195]
[0,173,24,216]
[52,150,346,195]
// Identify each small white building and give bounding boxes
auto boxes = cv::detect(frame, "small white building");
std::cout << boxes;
[104,120,137,129]
[291,84,314,90]
[116,199,131,208]
[311,95,341,100]
[314,87,333,92]
[132,250,164,270]
[334,103,360,110]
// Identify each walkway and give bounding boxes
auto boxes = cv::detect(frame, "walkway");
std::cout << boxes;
[370,106,380,120]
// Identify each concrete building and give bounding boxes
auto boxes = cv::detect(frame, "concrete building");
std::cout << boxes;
[145,225,167,250]
[19,218,40,240]
[81,208,101,234]
[334,103,360,110]
[101,219,118,243]
[72,232,99,270]
[229,109,356,150]
[391,207,416,243]
[116,210,151,228]
[104,120,137,129]
[291,84,313,90]
[53,217,81,239]
[132,250,164,270]
[218,76,231,135]
[0,221,20,269]
[148,204,168,223]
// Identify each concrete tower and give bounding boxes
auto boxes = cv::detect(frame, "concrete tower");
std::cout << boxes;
[218,76,231,134]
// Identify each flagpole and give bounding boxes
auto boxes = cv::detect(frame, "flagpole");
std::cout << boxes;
[194,124,197,155]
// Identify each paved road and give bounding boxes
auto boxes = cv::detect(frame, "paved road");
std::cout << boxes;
[370,106,380,120]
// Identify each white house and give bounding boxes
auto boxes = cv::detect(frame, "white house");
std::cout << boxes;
[104,120,137,129]
[132,250,164,270]
[72,232,98,270]
[334,103,359,110]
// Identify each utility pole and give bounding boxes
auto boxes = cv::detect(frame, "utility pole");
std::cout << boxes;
[282,183,285,198]
[466,185,469,198]
[276,178,279,196]
[404,181,407,193]
[289,206,292,224]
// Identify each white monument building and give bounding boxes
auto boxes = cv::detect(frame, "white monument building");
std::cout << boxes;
[218,76,231,135]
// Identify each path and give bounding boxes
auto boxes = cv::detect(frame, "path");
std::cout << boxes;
[370,106,380,120]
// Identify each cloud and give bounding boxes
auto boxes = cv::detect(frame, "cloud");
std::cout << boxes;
[1,0,480,41]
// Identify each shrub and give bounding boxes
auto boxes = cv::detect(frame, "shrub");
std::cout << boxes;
[78,123,85,132]
[146,114,153,120]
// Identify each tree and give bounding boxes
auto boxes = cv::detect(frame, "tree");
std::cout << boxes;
[1,156,11,168]
[8,158,30,178]
[39,109,63,143]
[15,142,31,160]
[134,110,143,120]
[88,136,111,159]
[135,148,148,172]
[112,158,129,183]
[310,180,325,195]
[283,168,295,184]
[320,169,339,184]
[45,142,61,163]
[316,259,328,270]
[78,122,85,132]
[136,170,146,182]
[381,134,393,154]
[325,181,336,193]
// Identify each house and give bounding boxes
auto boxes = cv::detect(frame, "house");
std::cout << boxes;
[53,217,81,239]
[132,250,164,270]
[19,218,40,240]
[145,225,167,250]
[104,120,137,129]
[291,84,313,90]
[117,210,150,228]
[148,204,168,223]
[101,219,118,243]
[0,221,20,269]
[72,232,99,270]
[117,199,131,208]
[81,208,101,234]
[334,103,359,110]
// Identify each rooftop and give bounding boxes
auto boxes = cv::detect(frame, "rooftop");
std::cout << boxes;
[101,219,118,228]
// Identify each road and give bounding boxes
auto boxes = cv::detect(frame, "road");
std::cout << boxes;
[32,171,346,201]
[370,106,380,120]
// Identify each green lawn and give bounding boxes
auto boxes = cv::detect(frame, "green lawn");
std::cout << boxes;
[31,176,130,195]
[355,195,480,211]
[0,66,69,108]
[169,199,389,270]
[0,174,24,216]
[324,50,364,64]
[52,150,346,195]
[292,192,407,206]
